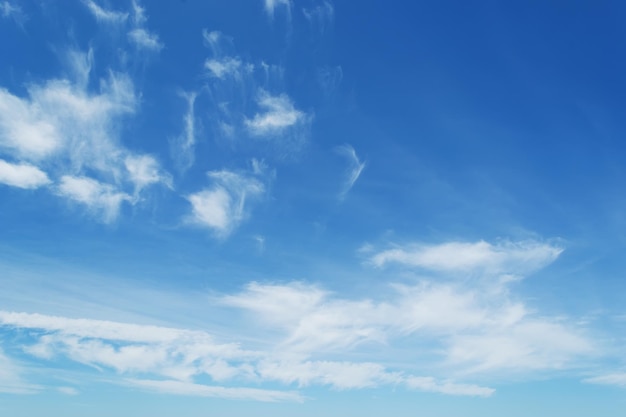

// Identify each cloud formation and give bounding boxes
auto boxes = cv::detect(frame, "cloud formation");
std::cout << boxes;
[369,240,563,278]
[186,170,265,236]
[82,0,128,23]
[335,144,366,198]
[0,47,170,221]
[0,160,50,189]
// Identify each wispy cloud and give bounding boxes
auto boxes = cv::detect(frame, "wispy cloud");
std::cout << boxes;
[0,47,170,221]
[369,240,563,278]
[82,0,128,23]
[170,92,197,172]
[127,1,163,51]
[0,348,39,394]
[186,169,265,236]
[335,144,366,198]
[0,160,50,189]
[245,89,311,138]
[0,1,25,24]
[57,176,131,223]
[303,1,334,34]
[264,0,291,17]
[584,373,626,387]
[125,379,303,402]
[205,57,248,79]
[125,154,172,195]
[128,28,163,51]
[0,309,493,399]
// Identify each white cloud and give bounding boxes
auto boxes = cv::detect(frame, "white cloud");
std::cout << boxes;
[0,71,136,166]
[404,376,494,397]
[335,144,366,198]
[264,0,291,16]
[204,57,249,79]
[125,154,172,194]
[370,240,563,277]
[125,379,303,402]
[0,160,50,189]
[0,309,493,398]
[245,90,310,137]
[0,1,24,22]
[125,1,162,51]
[0,348,39,394]
[57,386,79,395]
[220,256,594,377]
[170,92,197,172]
[303,1,334,33]
[82,0,128,23]
[584,373,626,387]
[187,170,265,236]
[0,47,170,220]
[58,176,131,223]
[128,28,163,51]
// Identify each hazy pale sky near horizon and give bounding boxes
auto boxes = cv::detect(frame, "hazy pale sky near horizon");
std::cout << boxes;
[1,1,626,416]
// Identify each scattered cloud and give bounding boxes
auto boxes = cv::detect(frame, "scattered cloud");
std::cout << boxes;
[57,386,79,395]
[245,89,311,138]
[125,154,172,195]
[584,373,626,387]
[0,160,50,189]
[369,240,563,278]
[0,47,170,221]
[125,379,303,402]
[335,144,366,198]
[170,92,197,172]
[303,1,334,34]
[205,57,247,79]
[186,170,265,236]
[0,309,493,399]
[57,176,131,223]
[82,0,128,23]
[127,0,163,51]
[0,348,39,394]
[0,1,25,23]
[264,0,291,17]
[220,240,593,377]
[404,376,494,397]
[128,28,163,51]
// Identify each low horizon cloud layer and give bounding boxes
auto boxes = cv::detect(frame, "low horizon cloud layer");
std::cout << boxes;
[0,239,606,401]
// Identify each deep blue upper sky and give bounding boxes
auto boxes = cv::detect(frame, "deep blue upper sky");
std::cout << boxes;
[1,1,626,416]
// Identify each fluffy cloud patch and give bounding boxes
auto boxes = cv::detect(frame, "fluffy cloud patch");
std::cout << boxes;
[187,170,265,236]
[58,176,131,223]
[245,90,310,138]
[0,160,50,189]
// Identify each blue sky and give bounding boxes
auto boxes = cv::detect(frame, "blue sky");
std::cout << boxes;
[1,0,626,415]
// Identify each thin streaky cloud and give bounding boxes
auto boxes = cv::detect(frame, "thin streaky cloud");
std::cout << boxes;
[125,379,304,402]
[264,0,291,17]
[584,373,626,387]
[335,144,366,198]
[303,0,334,34]
[171,92,197,172]
[0,309,494,398]
[0,160,50,189]
[0,349,39,394]
[82,0,128,23]
[370,240,564,277]
[57,175,131,223]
